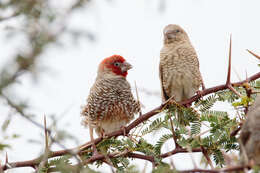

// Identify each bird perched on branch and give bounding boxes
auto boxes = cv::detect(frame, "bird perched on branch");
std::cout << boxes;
[159,24,204,103]
[81,55,140,155]
[240,95,260,165]
[159,24,204,125]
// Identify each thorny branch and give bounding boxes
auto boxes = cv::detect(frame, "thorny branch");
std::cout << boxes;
[1,70,260,171]
[169,115,180,148]
[201,146,214,169]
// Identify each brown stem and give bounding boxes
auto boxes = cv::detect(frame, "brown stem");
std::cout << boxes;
[169,116,180,148]
[226,35,232,86]
[247,49,260,60]
[230,126,242,137]
[1,71,260,171]
[201,146,214,169]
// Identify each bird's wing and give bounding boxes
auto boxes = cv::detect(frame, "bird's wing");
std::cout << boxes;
[177,45,202,88]
[159,61,169,102]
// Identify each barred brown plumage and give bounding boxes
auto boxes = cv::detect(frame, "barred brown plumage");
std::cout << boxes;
[159,24,204,125]
[81,55,140,155]
[159,24,203,102]
[81,77,140,135]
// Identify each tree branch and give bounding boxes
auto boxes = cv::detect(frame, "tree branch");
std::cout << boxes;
[1,71,260,171]
[0,12,20,22]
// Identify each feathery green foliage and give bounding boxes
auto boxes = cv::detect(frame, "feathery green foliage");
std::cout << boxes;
[154,134,173,155]
[141,117,165,135]
[212,149,225,167]
[196,95,217,112]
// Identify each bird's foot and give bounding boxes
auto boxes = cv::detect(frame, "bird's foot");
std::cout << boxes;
[183,103,191,107]
[196,90,203,98]
[92,150,101,157]
[121,126,128,137]
[102,133,108,139]
[91,143,101,157]
[100,129,108,139]
[168,99,178,106]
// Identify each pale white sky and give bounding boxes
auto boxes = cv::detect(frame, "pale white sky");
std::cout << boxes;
[1,0,260,172]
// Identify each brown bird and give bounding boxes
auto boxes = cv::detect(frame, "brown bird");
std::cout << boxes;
[159,24,204,125]
[240,95,260,165]
[81,55,140,154]
[159,24,204,103]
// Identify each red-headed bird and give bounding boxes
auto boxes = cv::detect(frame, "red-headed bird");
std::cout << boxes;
[81,55,140,154]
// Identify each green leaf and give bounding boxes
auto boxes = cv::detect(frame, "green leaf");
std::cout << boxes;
[141,118,165,136]
[212,149,224,167]
[196,95,217,112]
[191,121,201,136]
[1,118,11,131]
[136,139,156,157]
[155,134,173,155]
[0,143,11,151]
[232,96,252,107]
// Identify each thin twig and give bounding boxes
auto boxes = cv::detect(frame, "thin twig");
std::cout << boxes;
[225,35,242,97]
[169,116,180,148]
[201,146,214,169]
[38,116,50,170]
[230,125,242,137]
[0,12,20,22]
[226,35,232,85]
[194,129,210,138]
[247,49,260,60]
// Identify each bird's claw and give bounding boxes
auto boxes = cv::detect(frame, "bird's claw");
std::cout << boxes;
[196,90,203,98]
[168,99,178,106]
[183,103,191,107]
[92,149,101,157]
[91,143,101,157]
[100,129,108,139]
[121,126,128,137]
[102,133,108,139]
[168,100,175,105]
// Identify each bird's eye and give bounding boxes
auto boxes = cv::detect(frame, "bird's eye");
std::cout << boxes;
[114,62,120,67]
[175,29,180,33]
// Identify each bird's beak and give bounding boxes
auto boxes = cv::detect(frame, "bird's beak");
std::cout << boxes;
[164,30,175,39]
[121,61,132,72]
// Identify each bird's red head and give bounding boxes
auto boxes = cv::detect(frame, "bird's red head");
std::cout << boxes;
[99,55,132,77]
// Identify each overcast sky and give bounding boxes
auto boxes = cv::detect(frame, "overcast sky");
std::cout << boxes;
[1,0,260,172]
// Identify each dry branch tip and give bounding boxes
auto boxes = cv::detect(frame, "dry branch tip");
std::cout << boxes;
[247,49,260,60]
